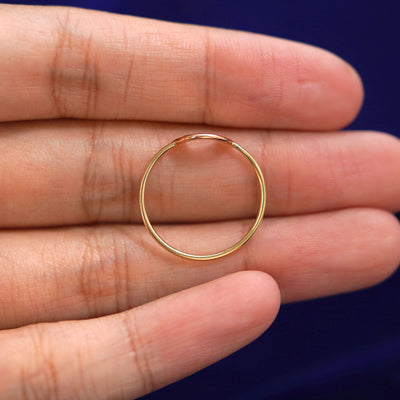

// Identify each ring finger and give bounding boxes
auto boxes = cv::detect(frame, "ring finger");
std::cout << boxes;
[1,207,399,329]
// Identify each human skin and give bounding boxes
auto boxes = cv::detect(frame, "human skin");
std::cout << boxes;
[0,4,400,399]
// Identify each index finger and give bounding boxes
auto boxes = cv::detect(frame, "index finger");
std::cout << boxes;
[0,272,279,399]
[0,5,362,129]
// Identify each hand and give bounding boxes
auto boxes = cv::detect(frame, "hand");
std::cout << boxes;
[1,4,399,399]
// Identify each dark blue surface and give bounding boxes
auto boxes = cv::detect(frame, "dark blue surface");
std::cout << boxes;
[5,1,400,399]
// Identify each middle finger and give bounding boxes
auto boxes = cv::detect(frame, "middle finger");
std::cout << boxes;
[0,120,400,227]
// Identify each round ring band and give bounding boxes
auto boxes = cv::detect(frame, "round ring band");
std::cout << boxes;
[139,133,266,261]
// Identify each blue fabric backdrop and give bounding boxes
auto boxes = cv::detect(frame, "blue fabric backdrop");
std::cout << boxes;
[4,1,400,399]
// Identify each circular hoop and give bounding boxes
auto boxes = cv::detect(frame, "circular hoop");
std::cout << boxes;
[139,133,266,261]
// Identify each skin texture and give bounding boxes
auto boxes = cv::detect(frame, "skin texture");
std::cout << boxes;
[0,4,398,400]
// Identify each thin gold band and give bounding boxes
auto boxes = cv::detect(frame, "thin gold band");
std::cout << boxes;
[139,133,266,261]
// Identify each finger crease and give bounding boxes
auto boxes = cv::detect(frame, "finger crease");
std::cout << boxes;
[201,28,212,124]
[121,312,155,394]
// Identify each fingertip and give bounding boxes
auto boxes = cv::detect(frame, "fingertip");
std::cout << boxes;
[220,271,281,337]
[329,208,400,291]
[334,55,365,129]
[362,209,400,284]
[298,45,365,130]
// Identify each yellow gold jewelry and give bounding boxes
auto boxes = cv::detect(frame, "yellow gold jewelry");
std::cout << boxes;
[139,133,266,261]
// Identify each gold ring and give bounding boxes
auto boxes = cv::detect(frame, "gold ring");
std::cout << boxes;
[139,133,266,261]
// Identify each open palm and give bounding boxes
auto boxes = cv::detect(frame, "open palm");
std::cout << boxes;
[1,5,400,399]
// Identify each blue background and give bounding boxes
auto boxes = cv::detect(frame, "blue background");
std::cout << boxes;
[5,0,400,399]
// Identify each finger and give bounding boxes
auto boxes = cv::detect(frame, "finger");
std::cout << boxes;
[0,4,362,129]
[1,208,398,329]
[0,271,279,400]
[1,121,400,227]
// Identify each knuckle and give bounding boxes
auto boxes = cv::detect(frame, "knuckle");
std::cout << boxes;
[50,8,99,118]
[311,140,342,198]
[266,44,285,124]
[79,226,134,316]
[18,325,60,400]
[256,132,277,212]
[120,24,135,117]
[201,28,213,124]
[81,122,136,223]
[120,312,155,394]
